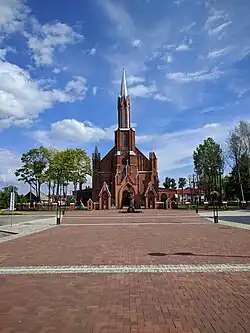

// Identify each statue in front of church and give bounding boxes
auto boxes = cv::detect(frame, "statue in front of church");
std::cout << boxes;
[127,190,135,213]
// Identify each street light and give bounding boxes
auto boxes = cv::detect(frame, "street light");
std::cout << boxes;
[195,174,199,214]
[56,182,62,225]
[211,191,219,223]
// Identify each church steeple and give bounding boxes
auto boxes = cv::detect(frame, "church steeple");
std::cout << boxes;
[118,68,130,128]
[120,68,128,97]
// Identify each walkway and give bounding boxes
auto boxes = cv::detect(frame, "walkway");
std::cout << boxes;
[0,209,249,332]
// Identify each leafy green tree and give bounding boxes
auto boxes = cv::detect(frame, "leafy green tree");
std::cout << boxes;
[170,178,177,190]
[71,148,91,192]
[163,177,176,189]
[42,148,57,200]
[48,148,91,196]
[163,177,171,189]
[226,121,250,201]
[178,177,187,202]
[15,146,50,201]
[0,186,18,209]
[193,137,224,200]
[224,153,250,201]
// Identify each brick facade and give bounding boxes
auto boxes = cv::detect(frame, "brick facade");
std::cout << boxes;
[91,69,167,209]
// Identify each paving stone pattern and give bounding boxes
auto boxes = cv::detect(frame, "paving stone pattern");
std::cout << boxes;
[0,209,249,333]
[0,273,249,333]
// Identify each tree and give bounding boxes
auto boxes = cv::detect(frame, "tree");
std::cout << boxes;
[0,186,18,209]
[163,177,176,189]
[178,177,187,202]
[47,148,91,197]
[170,178,177,190]
[227,127,245,201]
[224,153,250,201]
[235,121,250,179]
[71,148,91,192]
[193,137,224,200]
[15,146,50,201]
[163,177,171,189]
[42,148,57,200]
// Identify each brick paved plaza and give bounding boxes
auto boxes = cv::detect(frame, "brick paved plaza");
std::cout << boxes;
[0,210,249,332]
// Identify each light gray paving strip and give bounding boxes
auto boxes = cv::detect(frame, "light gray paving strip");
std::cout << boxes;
[0,217,56,243]
[0,264,249,275]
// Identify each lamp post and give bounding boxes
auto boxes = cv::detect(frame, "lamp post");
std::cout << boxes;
[56,182,62,225]
[211,191,219,223]
[195,174,199,214]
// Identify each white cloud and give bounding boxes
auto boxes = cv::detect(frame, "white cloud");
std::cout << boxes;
[52,67,61,74]
[98,0,135,39]
[153,93,170,102]
[0,0,29,35]
[32,119,114,146]
[200,106,224,114]
[148,122,231,180]
[113,75,145,86]
[26,20,83,66]
[174,0,185,6]
[89,47,96,55]
[132,39,142,48]
[167,68,224,82]
[0,59,88,129]
[207,47,230,59]
[210,21,232,35]
[0,148,30,193]
[92,86,98,96]
[175,44,190,51]
[0,48,7,59]
[203,123,220,128]
[129,84,157,98]
[165,54,173,63]
[180,22,196,33]
[52,66,67,74]
[0,148,20,183]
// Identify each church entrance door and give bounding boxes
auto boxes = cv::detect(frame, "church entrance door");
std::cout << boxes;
[122,190,130,208]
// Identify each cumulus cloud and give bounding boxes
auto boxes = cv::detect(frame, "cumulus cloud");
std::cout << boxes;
[0,148,30,193]
[0,0,29,35]
[26,20,83,66]
[129,83,157,98]
[0,59,88,129]
[141,122,231,181]
[127,75,145,85]
[32,119,115,147]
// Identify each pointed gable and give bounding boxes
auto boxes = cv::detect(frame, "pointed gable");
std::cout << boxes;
[145,181,157,196]
[99,181,111,197]
[120,174,135,186]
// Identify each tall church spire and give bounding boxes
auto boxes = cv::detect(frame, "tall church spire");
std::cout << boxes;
[118,68,130,128]
[120,68,128,97]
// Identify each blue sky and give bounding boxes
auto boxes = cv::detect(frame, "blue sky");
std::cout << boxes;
[0,0,250,192]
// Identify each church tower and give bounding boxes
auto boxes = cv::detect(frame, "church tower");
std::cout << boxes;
[92,68,159,209]
[115,69,137,184]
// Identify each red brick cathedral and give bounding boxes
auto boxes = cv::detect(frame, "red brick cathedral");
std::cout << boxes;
[92,69,163,209]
